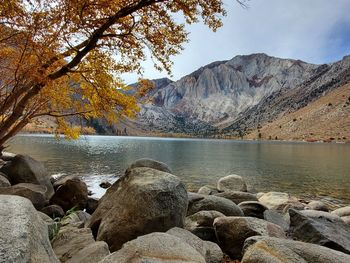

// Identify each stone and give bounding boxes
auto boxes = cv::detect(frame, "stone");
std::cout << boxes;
[66,241,110,263]
[98,232,206,263]
[289,208,350,254]
[241,236,350,263]
[306,200,329,212]
[88,167,188,252]
[0,154,54,199]
[126,158,173,174]
[0,173,11,187]
[0,151,16,161]
[52,227,96,262]
[41,204,65,218]
[188,192,244,216]
[198,185,219,195]
[332,206,350,217]
[258,192,304,212]
[50,177,88,211]
[217,174,247,192]
[214,216,286,259]
[167,227,223,263]
[99,181,112,189]
[86,197,99,214]
[52,175,80,190]
[214,191,258,204]
[0,183,48,210]
[238,201,268,218]
[37,211,60,240]
[61,210,91,228]
[263,210,290,231]
[185,210,225,242]
[0,195,59,262]
[299,209,343,222]
[341,216,350,225]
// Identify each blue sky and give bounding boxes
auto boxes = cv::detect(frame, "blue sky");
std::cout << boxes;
[122,0,350,83]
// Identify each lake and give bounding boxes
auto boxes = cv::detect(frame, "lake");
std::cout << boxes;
[7,134,350,206]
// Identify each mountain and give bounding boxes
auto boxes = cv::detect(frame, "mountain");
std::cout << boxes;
[125,53,350,140]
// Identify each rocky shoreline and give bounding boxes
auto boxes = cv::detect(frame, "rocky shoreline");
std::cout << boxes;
[0,154,350,262]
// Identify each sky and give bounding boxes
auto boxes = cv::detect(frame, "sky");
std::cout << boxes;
[122,0,350,84]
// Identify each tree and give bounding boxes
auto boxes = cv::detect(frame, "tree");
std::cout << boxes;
[0,0,234,151]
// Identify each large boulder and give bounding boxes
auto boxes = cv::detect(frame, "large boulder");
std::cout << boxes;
[0,173,10,187]
[214,191,258,204]
[167,227,223,263]
[98,232,206,263]
[0,195,58,262]
[241,236,350,263]
[258,192,304,212]
[238,201,268,218]
[66,242,110,263]
[198,185,219,195]
[50,177,88,211]
[61,210,91,228]
[332,206,350,217]
[88,167,188,252]
[217,174,247,192]
[188,192,244,216]
[86,197,99,214]
[214,216,286,259]
[263,210,290,231]
[185,210,225,242]
[41,204,65,219]
[289,208,350,254]
[0,154,54,199]
[125,158,173,174]
[0,183,48,210]
[52,226,109,263]
[52,175,80,190]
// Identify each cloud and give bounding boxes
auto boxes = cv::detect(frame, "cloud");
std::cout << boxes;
[122,0,350,83]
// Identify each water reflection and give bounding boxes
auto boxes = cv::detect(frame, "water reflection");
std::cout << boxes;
[7,135,350,204]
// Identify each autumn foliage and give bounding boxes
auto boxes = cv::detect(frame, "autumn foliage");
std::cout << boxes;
[0,0,228,150]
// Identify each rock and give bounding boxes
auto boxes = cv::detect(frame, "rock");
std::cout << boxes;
[88,167,188,252]
[332,206,350,217]
[213,216,286,259]
[342,216,350,225]
[99,181,112,189]
[126,158,173,174]
[0,195,59,262]
[167,227,223,263]
[0,151,16,161]
[0,183,48,210]
[61,210,91,228]
[86,197,99,214]
[263,210,290,231]
[52,175,80,190]
[241,236,350,263]
[98,232,206,263]
[41,205,65,218]
[299,209,343,222]
[306,200,329,212]
[238,201,268,218]
[198,185,219,195]
[0,154,54,199]
[214,191,258,204]
[256,192,265,199]
[0,172,11,187]
[188,192,244,216]
[258,192,304,212]
[37,211,60,240]
[289,208,350,254]
[185,210,225,242]
[52,227,97,262]
[66,241,110,263]
[50,176,88,211]
[217,174,247,192]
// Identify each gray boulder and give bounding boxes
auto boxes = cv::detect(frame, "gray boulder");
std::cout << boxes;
[306,200,329,212]
[50,176,88,211]
[185,210,225,242]
[88,167,188,252]
[167,227,223,263]
[258,192,304,212]
[126,158,173,174]
[214,216,286,259]
[332,206,350,217]
[98,232,206,263]
[0,195,58,262]
[214,191,258,204]
[289,208,350,254]
[238,201,268,218]
[198,185,219,195]
[66,242,110,263]
[41,204,65,218]
[61,210,91,228]
[342,216,350,225]
[242,236,350,263]
[0,183,48,210]
[0,173,10,187]
[0,154,54,199]
[217,174,247,192]
[188,192,243,216]
[263,210,290,231]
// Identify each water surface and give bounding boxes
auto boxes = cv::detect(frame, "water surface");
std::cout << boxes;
[7,135,350,205]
